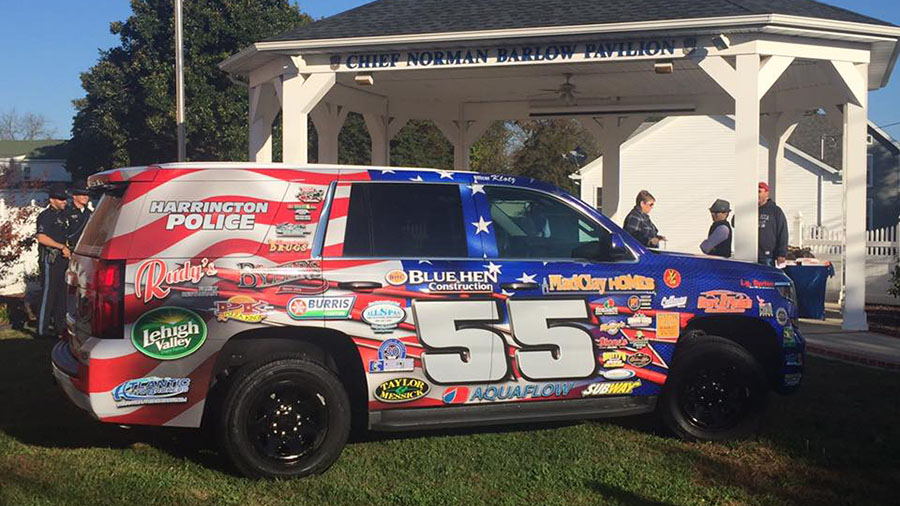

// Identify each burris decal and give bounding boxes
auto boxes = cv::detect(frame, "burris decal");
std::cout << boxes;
[149,200,269,230]
[468,382,575,402]
[374,377,429,403]
[663,269,682,288]
[362,301,407,333]
[627,352,652,368]
[111,377,191,407]
[237,260,328,294]
[131,307,207,360]
[275,223,312,237]
[288,296,355,319]
[757,297,774,318]
[776,307,790,326]
[213,296,272,323]
[134,258,217,303]
[543,273,655,294]
[628,294,652,311]
[593,298,619,316]
[697,290,753,313]
[442,386,470,404]
[581,380,642,397]
[369,338,415,373]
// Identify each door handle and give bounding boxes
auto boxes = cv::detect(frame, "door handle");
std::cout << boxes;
[338,281,383,291]
[501,282,539,290]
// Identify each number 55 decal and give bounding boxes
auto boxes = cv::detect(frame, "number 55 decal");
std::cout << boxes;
[413,299,595,384]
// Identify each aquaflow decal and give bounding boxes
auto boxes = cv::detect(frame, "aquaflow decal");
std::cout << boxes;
[149,200,269,230]
[543,274,655,294]
[362,301,406,333]
[468,382,575,402]
[374,377,429,403]
[131,307,207,360]
[112,377,191,407]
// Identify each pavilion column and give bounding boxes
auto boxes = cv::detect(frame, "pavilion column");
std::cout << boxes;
[436,111,491,171]
[363,113,409,166]
[311,102,348,164]
[578,116,645,223]
[281,72,335,164]
[832,61,870,331]
[762,111,801,202]
[248,82,280,162]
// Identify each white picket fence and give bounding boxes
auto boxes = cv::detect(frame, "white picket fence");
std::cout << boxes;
[795,218,900,259]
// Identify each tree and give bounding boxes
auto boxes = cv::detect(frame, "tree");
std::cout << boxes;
[508,119,598,192]
[0,109,55,140]
[68,0,309,179]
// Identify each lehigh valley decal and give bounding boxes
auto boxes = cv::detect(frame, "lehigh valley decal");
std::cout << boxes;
[131,307,208,360]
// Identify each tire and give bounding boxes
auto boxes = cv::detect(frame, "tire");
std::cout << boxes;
[658,335,767,441]
[219,354,351,479]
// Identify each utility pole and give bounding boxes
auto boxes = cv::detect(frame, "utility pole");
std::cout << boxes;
[175,0,186,161]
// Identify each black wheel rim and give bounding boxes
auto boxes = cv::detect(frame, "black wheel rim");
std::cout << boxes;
[246,378,329,464]
[679,364,752,431]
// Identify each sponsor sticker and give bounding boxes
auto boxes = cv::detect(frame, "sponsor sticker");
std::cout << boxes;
[599,320,626,335]
[627,352,652,368]
[784,373,802,387]
[581,380,642,397]
[288,203,317,222]
[374,377,429,403]
[398,269,497,293]
[660,295,687,309]
[268,239,310,253]
[629,331,649,349]
[288,296,355,319]
[594,336,629,348]
[786,353,803,367]
[601,351,628,368]
[149,200,269,230]
[594,298,619,316]
[442,386,470,404]
[663,269,681,288]
[385,269,409,285]
[237,260,327,295]
[275,223,312,237]
[544,274,655,294]
[655,312,680,339]
[369,338,415,373]
[601,369,636,380]
[757,297,774,318]
[297,187,325,203]
[783,326,796,346]
[468,382,574,402]
[628,294,652,311]
[213,295,272,323]
[131,307,207,360]
[134,258,217,303]
[776,307,790,326]
[362,301,406,333]
[741,279,776,289]
[697,290,753,313]
[112,377,191,407]
[627,312,652,328]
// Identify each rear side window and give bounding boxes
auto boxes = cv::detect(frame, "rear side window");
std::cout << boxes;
[342,183,467,258]
[75,192,124,257]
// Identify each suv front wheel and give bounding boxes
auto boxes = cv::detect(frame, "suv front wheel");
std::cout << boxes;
[220,354,351,478]
[659,335,767,441]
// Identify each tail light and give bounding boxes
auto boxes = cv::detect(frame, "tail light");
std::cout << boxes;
[92,260,125,339]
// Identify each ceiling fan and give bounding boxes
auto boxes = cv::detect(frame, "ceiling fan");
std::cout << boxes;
[536,73,579,105]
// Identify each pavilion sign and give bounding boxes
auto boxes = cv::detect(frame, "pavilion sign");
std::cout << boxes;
[326,37,698,72]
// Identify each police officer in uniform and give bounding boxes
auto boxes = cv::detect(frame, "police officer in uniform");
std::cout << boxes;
[36,184,70,338]
[65,182,92,248]
[700,199,732,258]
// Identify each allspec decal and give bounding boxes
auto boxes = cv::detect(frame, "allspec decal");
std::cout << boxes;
[112,377,191,407]
[369,338,415,373]
[660,295,687,309]
[374,377,429,403]
[757,297,774,318]
[627,352,652,368]
[275,223,312,237]
[361,301,407,333]
[543,274,655,294]
[390,269,497,293]
[149,200,269,230]
[581,380,642,396]
[237,260,327,295]
[627,312,652,328]
[655,312,681,339]
[213,296,272,323]
[697,290,753,314]
[628,294,652,311]
[134,258,217,303]
[288,296,355,319]
[468,382,574,402]
[268,239,310,253]
[663,269,682,288]
[131,307,207,360]
[594,298,619,316]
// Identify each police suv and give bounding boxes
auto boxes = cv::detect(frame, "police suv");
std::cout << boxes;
[53,163,804,478]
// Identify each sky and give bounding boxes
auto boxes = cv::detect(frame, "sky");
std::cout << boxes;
[1,0,898,139]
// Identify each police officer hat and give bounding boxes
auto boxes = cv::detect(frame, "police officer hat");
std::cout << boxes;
[47,184,67,200]
[70,181,90,196]
[709,199,731,213]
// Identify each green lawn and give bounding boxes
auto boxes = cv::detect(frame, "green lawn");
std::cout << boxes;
[1,328,898,506]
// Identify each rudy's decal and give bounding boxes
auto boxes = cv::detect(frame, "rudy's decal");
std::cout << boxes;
[131,307,207,360]
[757,297,774,318]
[288,296,355,319]
[468,382,575,402]
[594,298,619,315]
[275,223,312,237]
[369,338,415,373]
[697,290,753,314]
[628,294,652,311]
[374,377,429,403]
[268,239,310,253]
[661,295,687,309]
[213,296,271,323]
[543,274,655,294]
[663,269,682,288]
[134,258,217,303]
[655,312,680,339]
[149,200,269,230]
[112,377,191,407]
[361,301,406,333]
[627,352,652,368]
[581,380,642,397]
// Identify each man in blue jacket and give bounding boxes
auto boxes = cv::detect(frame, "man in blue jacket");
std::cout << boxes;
[757,182,788,266]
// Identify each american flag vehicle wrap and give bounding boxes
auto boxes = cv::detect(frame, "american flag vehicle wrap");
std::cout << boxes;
[53,163,805,434]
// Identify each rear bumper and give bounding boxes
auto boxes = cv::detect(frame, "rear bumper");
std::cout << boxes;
[51,340,93,415]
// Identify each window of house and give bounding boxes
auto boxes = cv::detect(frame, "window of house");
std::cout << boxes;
[867,153,874,187]
[867,198,874,229]
[484,186,629,261]
[342,182,467,258]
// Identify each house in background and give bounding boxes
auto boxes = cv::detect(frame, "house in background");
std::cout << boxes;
[577,115,843,256]
[0,139,71,191]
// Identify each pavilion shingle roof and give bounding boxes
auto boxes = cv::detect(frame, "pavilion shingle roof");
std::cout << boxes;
[267,0,893,43]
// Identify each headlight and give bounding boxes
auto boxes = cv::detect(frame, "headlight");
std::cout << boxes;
[776,281,797,307]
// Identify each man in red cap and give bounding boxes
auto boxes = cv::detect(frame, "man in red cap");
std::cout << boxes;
[757,182,788,266]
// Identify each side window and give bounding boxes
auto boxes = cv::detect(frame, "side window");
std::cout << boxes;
[484,186,625,261]
[343,182,467,258]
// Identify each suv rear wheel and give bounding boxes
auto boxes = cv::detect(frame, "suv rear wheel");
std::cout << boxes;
[219,354,350,478]
[659,335,767,441]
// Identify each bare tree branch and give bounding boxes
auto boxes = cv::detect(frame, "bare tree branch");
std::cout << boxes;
[0,109,56,140]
